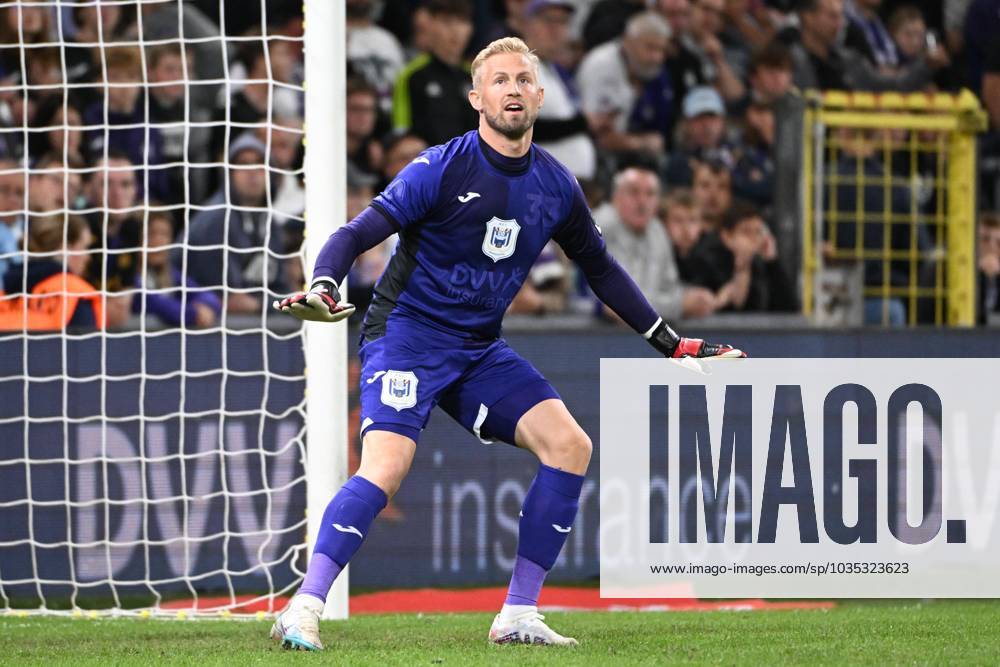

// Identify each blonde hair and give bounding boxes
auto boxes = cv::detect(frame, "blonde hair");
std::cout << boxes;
[470,37,540,90]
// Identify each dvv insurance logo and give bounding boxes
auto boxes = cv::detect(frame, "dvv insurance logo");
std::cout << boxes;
[599,359,1000,598]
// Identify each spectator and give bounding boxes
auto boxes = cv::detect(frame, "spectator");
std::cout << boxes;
[686,199,797,312]
[259,116,305,229]
[660,187,705,282]
[83,47,167,201]
[0,214,103,330]
[577,11,674,159]
[29,98,87,166]
[379,131,428,191]
[521,0,597,181]
[346,0,406,114]
[844,0,899,69]
[347,76,383,178]
[978,212,1000,323]
[788,0,945,91]
[478,0,533,50]
[0,89,30,161]
[135,209,221,329]
[825,127,931,325]
[745,42,794,108]
[0,158,24,278]
[185,132,287,314]
[691,159,732,229]
[982,36,1000,130]
[0,0,51,80]
[83,153,141,327]
[507,240,571,315]
[681,0,745,103]
[345,162,391,317]
[888,5,929,65]
[147,43,210,205]
[28,153,84,215]
[581,0,646,50]
[657,0,715,120]
[732,100,776,211]
[593,164,717,320]
[665,86,735,185]
[963,0,1000,95]
[392,0,477,147]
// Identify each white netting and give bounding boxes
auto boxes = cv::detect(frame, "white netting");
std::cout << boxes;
[0,0,310,616]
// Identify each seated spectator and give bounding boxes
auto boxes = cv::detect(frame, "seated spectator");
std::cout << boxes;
[888,6,928,66]
[476,0,533,52]
[787,0,946,91]
[582,0,646,51]
[978,212,1000,323]
[508,240,571,315]
[83,47,167,200]
[83,153,142,327]
[665,86,735,185]
[745,41,794,108]
[964,0,1000,97]
[844,0,899,70]
[732,101,776,212]
[392,0,477,147]
[686,199,797,312]
[824,128,931,324]
[0,158,24,278]
[522,0,597,181]
[260,116,305,229]
[185,132,287,314]
[379,131,428,191]
[28,153,84,215]
[347,76,383,178]
[346,0,406,114]
[660,187,705,282]
[29,98,87,167]
[0,214,103,330]
[147,43,209,205]
[594,164,717,321]
[0,0,50,81]
[691,159,732,229]
[345,163,392,316]
[680,0,746,103]
[577,11,675,160]
[135,209,220,329]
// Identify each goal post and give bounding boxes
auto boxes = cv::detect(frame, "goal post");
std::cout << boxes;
[302,0,348,622]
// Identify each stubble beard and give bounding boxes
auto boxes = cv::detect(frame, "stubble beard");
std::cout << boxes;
[484,106,537,141]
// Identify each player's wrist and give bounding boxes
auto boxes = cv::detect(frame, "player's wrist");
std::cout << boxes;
[644,318,681,357]
[309,277,341,302]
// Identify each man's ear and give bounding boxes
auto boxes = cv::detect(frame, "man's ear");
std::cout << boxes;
[468,86,482,112]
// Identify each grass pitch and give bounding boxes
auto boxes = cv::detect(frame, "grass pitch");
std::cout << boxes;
[2,601,999,665]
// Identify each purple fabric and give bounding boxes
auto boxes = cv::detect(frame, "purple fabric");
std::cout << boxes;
[505,555,548,606]
[516,464,584,571]
[299,552,342,604]
[312,206,398,285]
[134,268,223,327]
[579,252,660,334]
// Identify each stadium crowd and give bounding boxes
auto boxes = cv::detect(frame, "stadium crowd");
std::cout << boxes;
[0,0,998,331]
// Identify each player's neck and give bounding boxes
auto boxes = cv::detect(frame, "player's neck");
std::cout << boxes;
[477,124,532,159]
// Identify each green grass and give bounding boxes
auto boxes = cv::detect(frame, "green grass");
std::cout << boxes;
[2,602,999,665]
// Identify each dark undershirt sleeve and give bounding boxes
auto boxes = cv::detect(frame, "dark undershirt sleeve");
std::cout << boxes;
[553,186,661,334]
[311,205,399,286]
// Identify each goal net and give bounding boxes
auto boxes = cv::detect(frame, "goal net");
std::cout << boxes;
[0,0,344,617]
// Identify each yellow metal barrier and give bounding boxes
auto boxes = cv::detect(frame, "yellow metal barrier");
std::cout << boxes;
[801,90,987,326]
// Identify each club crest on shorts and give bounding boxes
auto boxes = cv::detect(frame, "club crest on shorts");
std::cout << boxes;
[482,217,520,262]
[380,370,418,411]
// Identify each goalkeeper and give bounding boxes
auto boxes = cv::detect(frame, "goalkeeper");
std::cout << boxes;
[272,36,743,651]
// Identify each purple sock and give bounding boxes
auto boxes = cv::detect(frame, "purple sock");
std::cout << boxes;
[504,464,585,607]
[505,555,548,606]
[299,553,342,603]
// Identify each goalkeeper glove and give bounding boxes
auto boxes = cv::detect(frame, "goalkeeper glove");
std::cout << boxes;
[272,279,355,323]
[646,319,745,359]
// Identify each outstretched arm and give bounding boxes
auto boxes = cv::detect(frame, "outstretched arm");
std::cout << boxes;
[274,206,397,322]
[554,189,745,359]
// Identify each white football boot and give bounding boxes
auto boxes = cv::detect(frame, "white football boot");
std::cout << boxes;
[270,594,324,651]
[488,605,578,646]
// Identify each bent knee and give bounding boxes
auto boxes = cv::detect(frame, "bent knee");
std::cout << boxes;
[541,427,592,473]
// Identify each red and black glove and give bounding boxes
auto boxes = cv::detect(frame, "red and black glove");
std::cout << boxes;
[646,319,746,359]
[272,280,355,323]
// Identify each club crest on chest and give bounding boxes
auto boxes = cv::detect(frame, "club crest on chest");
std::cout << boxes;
[380,370,418,411]
[482,216,520,262]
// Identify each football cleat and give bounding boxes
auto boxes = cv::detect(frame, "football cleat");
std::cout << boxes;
[488,608,578,646]
[270,594,324,651]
